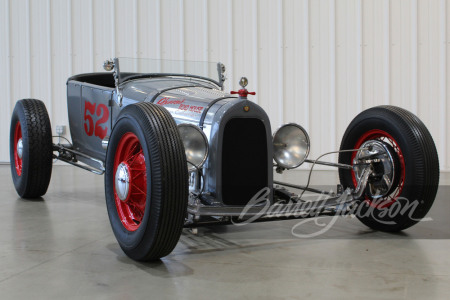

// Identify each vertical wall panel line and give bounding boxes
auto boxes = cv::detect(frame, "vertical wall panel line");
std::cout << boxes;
[133,0,139,71]
[6,0,12,114]
[329,0,336,153]
[203,0,208,63]
[26,0,32,95]
[89,0,94,71]
[227,0,234,89]
[133,0,139,58]
[439,0,447,168]
[303,0,310,131]
[110,0,115,57]
[179,0,184,66]
[277,0,284,127]
[155,0,161,70]
[156,0,161,59]
[68,0,73,75]
[252,0,259,104]
[427,2,431,120]
[383,0,390,105]
[411,0,418,114]
[47,0,53,121]
[356,0,363,112]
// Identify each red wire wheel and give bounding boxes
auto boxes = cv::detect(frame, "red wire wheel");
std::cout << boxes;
[351,129,405,208]
[338,106,439,232]
[113,132,147,231]
[13,121,23,176]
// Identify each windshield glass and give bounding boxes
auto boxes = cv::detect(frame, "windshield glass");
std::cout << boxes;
[117,57,223,86]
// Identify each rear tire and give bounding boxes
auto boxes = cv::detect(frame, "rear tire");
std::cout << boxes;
[105,103,188,261]
[338,106,439,232]
[10,99,53,198]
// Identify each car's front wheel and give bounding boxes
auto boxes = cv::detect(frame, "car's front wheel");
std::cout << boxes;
[338,106,439,232]
[105,103,188,261]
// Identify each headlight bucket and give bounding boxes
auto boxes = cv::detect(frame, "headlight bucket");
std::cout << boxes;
[177,124,209,171]
[273,123,310,169]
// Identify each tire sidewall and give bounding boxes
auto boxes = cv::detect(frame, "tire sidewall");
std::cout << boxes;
[105,113,157,251]
[10,103,30,196]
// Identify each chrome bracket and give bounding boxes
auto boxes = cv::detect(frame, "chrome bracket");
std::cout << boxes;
[217,62,226,90]
[104,58,123,107]
[113,58,123,107]
[352,165,372,199]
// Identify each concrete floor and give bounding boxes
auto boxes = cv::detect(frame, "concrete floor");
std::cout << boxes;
[0,165,449,299]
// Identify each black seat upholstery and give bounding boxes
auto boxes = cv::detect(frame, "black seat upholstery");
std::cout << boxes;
[69,73,115,88]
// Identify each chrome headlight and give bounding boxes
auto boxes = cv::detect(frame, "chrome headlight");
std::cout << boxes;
[178,124,209,171]
[273,123,310,169]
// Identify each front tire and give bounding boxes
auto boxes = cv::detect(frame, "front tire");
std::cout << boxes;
[10,99,53,198]
[105,103,188,261]
[338,106,439,232]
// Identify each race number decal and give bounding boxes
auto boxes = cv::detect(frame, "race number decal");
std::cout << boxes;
[95,104,109,139]
[84,100,109,139]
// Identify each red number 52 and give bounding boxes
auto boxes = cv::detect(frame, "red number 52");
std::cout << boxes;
[84,101,109,139]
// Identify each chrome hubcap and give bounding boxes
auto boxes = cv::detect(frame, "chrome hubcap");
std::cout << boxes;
[17,138,23,159]
[115,162,130,201]
[353,140,396,199]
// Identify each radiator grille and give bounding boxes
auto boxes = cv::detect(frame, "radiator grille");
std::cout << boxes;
[222,118,268,205]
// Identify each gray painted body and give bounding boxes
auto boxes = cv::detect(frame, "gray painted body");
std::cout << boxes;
[67,74,273,204]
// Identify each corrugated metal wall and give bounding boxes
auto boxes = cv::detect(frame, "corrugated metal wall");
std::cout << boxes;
[0,0,449,170]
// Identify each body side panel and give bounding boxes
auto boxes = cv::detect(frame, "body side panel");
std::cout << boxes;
[67,80,113,162]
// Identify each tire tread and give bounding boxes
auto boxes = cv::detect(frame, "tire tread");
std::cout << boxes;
[10,99,53,198]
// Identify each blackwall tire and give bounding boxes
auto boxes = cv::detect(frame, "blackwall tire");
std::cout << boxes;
[10,99,53,198]
[338,105,439,232]
[105,103,188,261]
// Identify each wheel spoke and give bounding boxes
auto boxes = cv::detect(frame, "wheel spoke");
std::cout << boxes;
[14,122,23,176]
[126,142,138,158]
[130,182,146,195]
[130,196,146,211]
[131,169,145,180]
[128,203,144,220]
[126,148,143,166]
[113,133,147,232]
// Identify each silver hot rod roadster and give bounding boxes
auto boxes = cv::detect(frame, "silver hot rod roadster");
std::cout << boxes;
[10,58,439,261]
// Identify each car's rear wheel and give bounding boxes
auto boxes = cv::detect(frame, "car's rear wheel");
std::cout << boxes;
[10,99,53,198]
[105,103,188,261]
[338,106,439,232]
